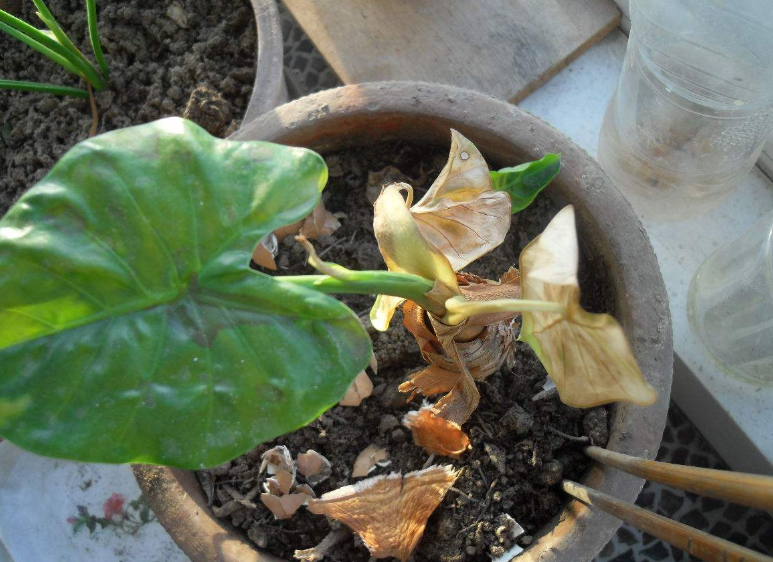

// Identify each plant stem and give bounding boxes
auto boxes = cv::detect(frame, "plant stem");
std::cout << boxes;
[443,295,565,325]
[85,0,108,76]
[87,82,98,135]
[280,272,444,316]
[0,79,88,98]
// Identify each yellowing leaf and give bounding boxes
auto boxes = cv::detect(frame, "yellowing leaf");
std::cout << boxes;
[260,492,310,519]
[411,130,511,271]
[307,465,459,561]
[518,206,658,408]
[370,183,460,330]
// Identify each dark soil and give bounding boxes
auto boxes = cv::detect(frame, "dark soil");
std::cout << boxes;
[199,141,613,562]
[0,0,257,215]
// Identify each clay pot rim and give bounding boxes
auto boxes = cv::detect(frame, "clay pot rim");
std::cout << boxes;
[242,0,287,125]
[136,81,673,562]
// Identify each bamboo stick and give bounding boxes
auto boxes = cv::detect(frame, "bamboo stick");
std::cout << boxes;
[563,480,773,562]
[585,446,773,511]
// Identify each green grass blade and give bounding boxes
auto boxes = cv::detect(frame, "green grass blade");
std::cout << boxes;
[30,0,105,90]
[85,0,108,76]
[0,10,104,85]
[0,79,88,98]
[0,21,83,78]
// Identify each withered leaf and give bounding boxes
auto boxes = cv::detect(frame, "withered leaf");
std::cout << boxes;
[260,445,296,494]
[339,371,374,407]
[352,445,389,478]
[261,492,310,520]
[294,483,316,499]
[297,449,332,487]
[402,405,470,458]
[411,130,511,272]
[307,465,459,561]
[518,206,658,408]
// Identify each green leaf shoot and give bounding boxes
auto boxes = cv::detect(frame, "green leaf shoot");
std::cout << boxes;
[85,0,108,76]
[0,79,88,98]
[490,153,561,213]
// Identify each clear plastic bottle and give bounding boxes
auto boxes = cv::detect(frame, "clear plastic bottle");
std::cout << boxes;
[598,0,773,221]
[688,211,773,384]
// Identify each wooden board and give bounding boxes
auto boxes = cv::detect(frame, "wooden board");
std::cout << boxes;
[281,0,620,103]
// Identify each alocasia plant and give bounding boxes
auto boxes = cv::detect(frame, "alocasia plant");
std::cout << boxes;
[0,117,655,474]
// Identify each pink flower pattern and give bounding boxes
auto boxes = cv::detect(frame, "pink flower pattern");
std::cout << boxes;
[102,493,126,518]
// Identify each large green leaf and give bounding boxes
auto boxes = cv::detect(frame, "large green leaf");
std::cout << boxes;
[490,153,561,213]
[0,118,371,469]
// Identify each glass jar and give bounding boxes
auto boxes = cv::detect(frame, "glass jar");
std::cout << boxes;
[598,0,773,221]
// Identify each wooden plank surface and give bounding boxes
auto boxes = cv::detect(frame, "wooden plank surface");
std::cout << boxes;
[282,0,620,103]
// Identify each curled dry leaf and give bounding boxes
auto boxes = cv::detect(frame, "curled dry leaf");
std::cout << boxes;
[307,465,459,561]
[352,444,389,478]
[339,371,373,407]
[294,484,316,499]
[518,206,658,408]
[410,129,512,272]
[297,449,332,487]
[260,445,297,495]
[260,492,310,520]
[402,406,470,458]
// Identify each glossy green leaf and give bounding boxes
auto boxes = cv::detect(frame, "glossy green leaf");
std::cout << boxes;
[490,153,561,213]
[0,117,371,469]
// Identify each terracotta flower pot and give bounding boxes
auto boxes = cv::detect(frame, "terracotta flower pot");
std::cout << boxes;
[242,0,287,125]
[134,82,673,562]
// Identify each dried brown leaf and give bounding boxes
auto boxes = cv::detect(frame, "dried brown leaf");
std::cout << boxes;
[260,492,309,520]
[260,445,296,495]
[399,365,460,400]
[352,445,389,478]
[297,450,332,487]
[410,130,511,271]
[402,407,471,458]
[294,484,316,499]
[518,206,658,408]
[307,465,459,561]
[339,371,374,407]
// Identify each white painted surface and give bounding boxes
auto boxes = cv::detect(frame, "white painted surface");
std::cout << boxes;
[520,31,773,474]
[0,442,188,562]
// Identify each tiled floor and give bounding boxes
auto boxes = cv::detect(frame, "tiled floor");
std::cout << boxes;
[275,4,773,560]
